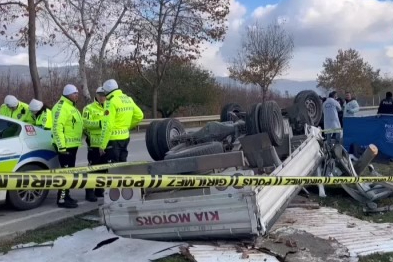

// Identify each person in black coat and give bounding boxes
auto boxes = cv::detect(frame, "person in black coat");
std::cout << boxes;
[377,92,393,114]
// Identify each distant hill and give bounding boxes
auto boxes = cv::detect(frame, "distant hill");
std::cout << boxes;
[0,65,326,96]
[0,65,78,79]
[215,76,325,97]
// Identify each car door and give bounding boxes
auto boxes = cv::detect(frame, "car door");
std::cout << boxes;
[0,118,23,172]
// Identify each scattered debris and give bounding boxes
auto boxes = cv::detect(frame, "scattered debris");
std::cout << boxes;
[81,215,101,222]
[257,228,350,262]
[287,203,320,209]
[0,226,187,262]
[346,222,356,228]
[92,237,119,250]
[274,207,393,259]
[11,242,54,250]
[187,244,280,262]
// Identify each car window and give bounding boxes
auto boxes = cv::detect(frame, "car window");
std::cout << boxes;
[0,119,21,139]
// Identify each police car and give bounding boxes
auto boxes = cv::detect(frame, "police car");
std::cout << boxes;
[0,115,59,210]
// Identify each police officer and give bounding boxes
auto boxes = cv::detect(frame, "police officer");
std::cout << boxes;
[82,87,106,201]
[0,95,32,123]
[52,84,83,208]
[377,91,393,114]
[98,79,144,163]
[28,99,52,130]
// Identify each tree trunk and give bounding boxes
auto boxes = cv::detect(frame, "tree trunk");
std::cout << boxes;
[28,0,42,100]
[152,86,158,118]
[79,54,91,104]
[97,53,104,87]
[260,86,268,102]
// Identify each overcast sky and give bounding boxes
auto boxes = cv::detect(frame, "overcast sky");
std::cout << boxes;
[0,0,393,81]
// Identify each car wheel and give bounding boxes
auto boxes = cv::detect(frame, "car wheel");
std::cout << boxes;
[7,164,49,211]
[259,101,284,146]
[157,119,186,158]
[294,90,322,126]
[145,120,162,161]
[220,103,243,122]
[246,103,262,135]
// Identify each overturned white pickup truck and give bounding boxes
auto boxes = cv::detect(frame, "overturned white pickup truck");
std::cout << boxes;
[99,91,327,240]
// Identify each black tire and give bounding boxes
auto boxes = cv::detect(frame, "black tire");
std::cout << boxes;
[164,142,224,160]
[294,90,322,126]
[145,120,163,161]
[246,103,262,135]
[220,103,243,122]
[259,101,284,146]
[8,164,49,210]
[157,118,186,157]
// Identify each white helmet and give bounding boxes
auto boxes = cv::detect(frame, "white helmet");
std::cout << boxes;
[29,99,44,112]
[96,86,105,94]
[4,95,18,108]
[63,84,78,96]
[103,79,118,93]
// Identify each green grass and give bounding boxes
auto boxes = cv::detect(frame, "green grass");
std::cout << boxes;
[0,211,100,254]
[359,253,393,262]
[155,254,192,262]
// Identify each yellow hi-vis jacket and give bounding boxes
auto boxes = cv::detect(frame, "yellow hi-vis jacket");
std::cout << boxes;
[82,99,104,148]
[51,96,83,152]
[36,108,52,130]
[99,89,144,150]
[0,101,31,122]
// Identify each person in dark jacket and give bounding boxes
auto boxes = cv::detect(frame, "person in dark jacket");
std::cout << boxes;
[377,92,393,114]
[336,97,345,126]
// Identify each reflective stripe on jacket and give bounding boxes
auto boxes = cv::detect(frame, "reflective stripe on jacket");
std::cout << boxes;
[0,102,30,122]
[36,108,52,130]
[99,89,144,149]
[51,96,83,151]
[83,99,104,148]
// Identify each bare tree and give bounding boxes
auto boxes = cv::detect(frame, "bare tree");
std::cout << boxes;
[228,21,294,101]
[122,0,230,118]
[42,0,129,102]
[0,0,48,100]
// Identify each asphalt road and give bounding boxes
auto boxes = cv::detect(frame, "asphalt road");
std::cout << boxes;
[357,109,377,116]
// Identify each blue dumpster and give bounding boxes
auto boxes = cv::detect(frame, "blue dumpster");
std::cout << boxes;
[343,115,393,159]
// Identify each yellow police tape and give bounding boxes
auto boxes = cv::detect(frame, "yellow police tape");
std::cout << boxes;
[1,173,393,190]
[33,161,149,174]
[321,128,342,134]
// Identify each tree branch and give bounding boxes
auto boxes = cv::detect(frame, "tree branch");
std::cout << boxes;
[0,1,27,8]
[43,0,82,51]
[80,0,88,35]
[159,0,182,85]
[34,0,44,7]
[133,33,153,87]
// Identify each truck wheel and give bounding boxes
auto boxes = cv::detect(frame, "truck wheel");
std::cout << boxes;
[294,90,322,126]
[246,103,262,135]
[164,142,224,160]
[220,103,243,122]
[145,120,163,161]
[157,118,186,157]
[259,101,284,146]
[7,164,49,210]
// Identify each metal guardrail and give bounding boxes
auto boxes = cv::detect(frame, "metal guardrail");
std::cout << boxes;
[136,106,379,131]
